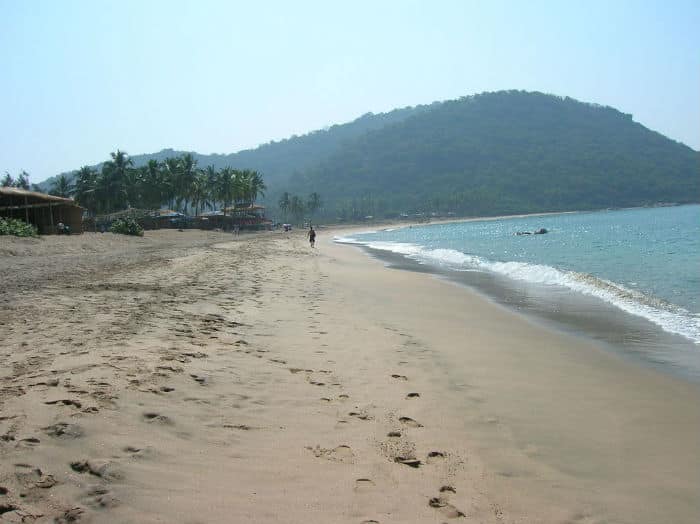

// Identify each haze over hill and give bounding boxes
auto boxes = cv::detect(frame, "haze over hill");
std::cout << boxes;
[39,91,698,219]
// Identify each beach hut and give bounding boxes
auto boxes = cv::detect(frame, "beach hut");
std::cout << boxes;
[0,187,84,234]
[223,204,272,230]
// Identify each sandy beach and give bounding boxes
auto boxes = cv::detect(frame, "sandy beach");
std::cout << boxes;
[1,229,699,523]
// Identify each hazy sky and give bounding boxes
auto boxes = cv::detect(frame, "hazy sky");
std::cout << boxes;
[1,0,698,183]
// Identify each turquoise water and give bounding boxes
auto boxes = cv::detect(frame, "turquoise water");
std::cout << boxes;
[336,205,700,355]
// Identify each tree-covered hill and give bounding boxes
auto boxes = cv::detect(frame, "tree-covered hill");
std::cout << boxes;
[287,91,699,219]
[34,90,698,221]
[37,105,425,192]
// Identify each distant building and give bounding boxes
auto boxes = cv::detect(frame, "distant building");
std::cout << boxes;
[197,204,271,230]
[0,187,84,234]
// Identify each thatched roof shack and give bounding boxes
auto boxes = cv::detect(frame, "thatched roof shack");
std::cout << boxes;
[0,187,84,234]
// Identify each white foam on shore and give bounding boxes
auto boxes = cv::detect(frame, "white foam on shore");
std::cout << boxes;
[334,237,700,344]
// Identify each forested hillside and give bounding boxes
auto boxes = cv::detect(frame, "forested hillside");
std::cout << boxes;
[287,91,699,219]
[37,105,424,193]
[35,91,698,221]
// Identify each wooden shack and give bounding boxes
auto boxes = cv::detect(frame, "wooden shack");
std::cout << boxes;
[224,204,272,230]
[0,187,84,234]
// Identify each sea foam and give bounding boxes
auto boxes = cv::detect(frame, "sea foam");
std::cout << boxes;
[334,237,700,344]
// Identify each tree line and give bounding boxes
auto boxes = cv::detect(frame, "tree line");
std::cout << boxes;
[1,171,32,190]
[277,192,322,224]
[49,151,266,216]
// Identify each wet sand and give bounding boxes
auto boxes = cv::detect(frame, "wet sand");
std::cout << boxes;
[1,229,699,523]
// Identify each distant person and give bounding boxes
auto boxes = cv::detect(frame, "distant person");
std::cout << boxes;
[307,226,316,248]
[234,225,240,236]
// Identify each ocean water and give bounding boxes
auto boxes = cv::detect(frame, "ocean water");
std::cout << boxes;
[335,205,700,380]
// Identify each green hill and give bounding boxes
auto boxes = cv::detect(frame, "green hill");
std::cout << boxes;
[287,91,699,219]
[37,105,425,192]
[36,90,698,220]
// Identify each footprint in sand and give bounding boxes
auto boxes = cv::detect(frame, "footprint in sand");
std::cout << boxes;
[17,437,40,448]
[349,411,373,421]
[45,399,82,409]
[43,422,84,439]
[387,431,401,438]
[70,460,122,481]
[54,507,85,523]
[429,497,465,519]
[406,392,420,399]
[222,424,254,431]
[83,486,119,509]
[307,444,354,462]
[354,478,375,493]
[330,445,354,460]
[398,416,422,427]
[190,374,208,385]
[35,474,57,489]
[427,451,446,463]
[123,446,156,459]
[394,456,422,468]
[142,412,173,425]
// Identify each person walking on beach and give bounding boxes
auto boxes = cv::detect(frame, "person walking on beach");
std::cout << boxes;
[307,226,316,248]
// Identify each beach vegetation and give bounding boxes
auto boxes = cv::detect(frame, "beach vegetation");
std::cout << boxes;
[110,217,144,236]
[1,170,31,190]
[0,217,38,237]
[49,174,74,198]
[65,152,267,218]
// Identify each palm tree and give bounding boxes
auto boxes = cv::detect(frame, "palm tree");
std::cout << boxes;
[190,170,211,216]
[217,167,236,216]
[290,195,305,225]
[243,170,266,206]
[98,150,132,212]
[122,168,141,208]
[278,192,290,221]
[50,174,74,198]
[73,166,98,215]
[203,165,219,211]
[176,153,197,212]
[232,169,246,208]
[16,171,30,190]
[162,157,181,210]
[140,159,165,210]
[306,192,322,220]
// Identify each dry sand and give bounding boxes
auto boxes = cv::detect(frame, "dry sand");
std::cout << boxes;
[1,229,699,523]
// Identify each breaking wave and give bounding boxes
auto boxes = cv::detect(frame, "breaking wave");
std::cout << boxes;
[333,236,700,344]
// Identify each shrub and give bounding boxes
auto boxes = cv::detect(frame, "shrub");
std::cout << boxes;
[0,217,38,237]
[110,218,144,236]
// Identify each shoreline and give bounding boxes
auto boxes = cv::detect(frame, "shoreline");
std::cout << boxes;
[327,205,700,382]
[1,229,698,522]
[325,236,700,523]
[356,244,700,384]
